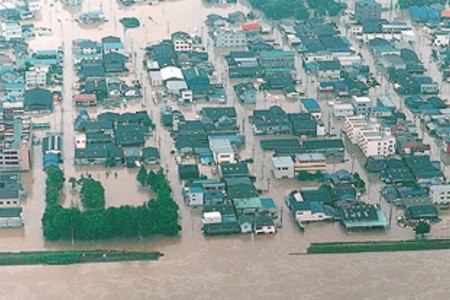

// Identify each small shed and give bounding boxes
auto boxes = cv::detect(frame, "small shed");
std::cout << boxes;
[272,156,294,179]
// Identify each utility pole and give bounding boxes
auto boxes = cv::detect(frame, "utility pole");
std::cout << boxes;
[327,113,331,135]
[389,0,394,21]
[388,204,393,229]
[280,206,283,225]
[351,152,356,173]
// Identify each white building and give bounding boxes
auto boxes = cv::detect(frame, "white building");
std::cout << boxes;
[171,31,193,52]
[185,186,203,206]
[287,192,332,224]
[202,211,222,224]
[180,89,193,104]
[294,203,330,223]
[272,156,294,179]
[349,23,363,36]
[345,115,395,157]
[149,71,163,86]
[344,115,378,144]
[352,96,372,115]
[25,69,46,88]
[61,0,82,6]
[160,66,184,82]
[2,101,24,114]
[214,27,246,48]
[303,51,334,63]
[209,138,236,164]
[0,21,21,41]
[433,32,450,47]
[74,133,86,149]
[317,120,327,136]
[429,185,450,206]
[333,103,354,117]
[27,0,41,11]
[359,131,395,157]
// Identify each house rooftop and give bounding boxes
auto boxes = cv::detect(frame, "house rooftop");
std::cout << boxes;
[272,156,294,167]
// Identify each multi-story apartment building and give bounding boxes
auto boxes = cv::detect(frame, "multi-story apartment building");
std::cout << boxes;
[345,115,396,157]
[429,184,450,206]
[0,117,32,172]
[171,31,193,52]
[0,21,21,41]
[214,26,246,48]
[25,69,47,88]
[352,96,372,115]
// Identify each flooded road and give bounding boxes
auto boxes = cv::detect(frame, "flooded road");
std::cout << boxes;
[2,0,450,298]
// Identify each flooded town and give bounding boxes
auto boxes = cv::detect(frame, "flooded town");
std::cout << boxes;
[1,0,450,298]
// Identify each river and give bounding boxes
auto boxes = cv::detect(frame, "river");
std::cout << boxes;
[2,0,450,298]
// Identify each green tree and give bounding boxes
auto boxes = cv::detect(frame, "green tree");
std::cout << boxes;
[46,167,65,191]
[143,117,155,129]
[353,172,366,192]
[42,205,64,240]
[42,167,181,241]
[80,178,105,209]
[137,166,148,186]
[68,177,78,189]
[78,210,112,240]
[45,185,60,206]
[146,169,167,192]
[415,221,430,238]
[104,156,117,167]
[294,5,309,20]
[105,206,139,238]
[297,170,323,181]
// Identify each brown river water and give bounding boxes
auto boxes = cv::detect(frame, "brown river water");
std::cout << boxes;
[2,0,450,298]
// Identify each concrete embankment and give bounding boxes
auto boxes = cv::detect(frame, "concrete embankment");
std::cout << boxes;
[0,250,162,266]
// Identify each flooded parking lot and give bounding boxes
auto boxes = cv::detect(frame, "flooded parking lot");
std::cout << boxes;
[2,0,450,298]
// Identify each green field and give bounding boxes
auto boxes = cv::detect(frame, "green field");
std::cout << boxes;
[307,239,450,254]
[0,250,161,266]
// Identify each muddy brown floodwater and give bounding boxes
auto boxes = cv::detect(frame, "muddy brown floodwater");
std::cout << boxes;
[2,0,450,299]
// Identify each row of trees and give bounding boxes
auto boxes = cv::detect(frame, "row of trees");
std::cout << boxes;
[248,0,309,20]
[45,167,65,206]
[248,0,346,20]
[80,178,105,209]
[306,0,347,17]
[43,199,180,240]
[42,166,180,241]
